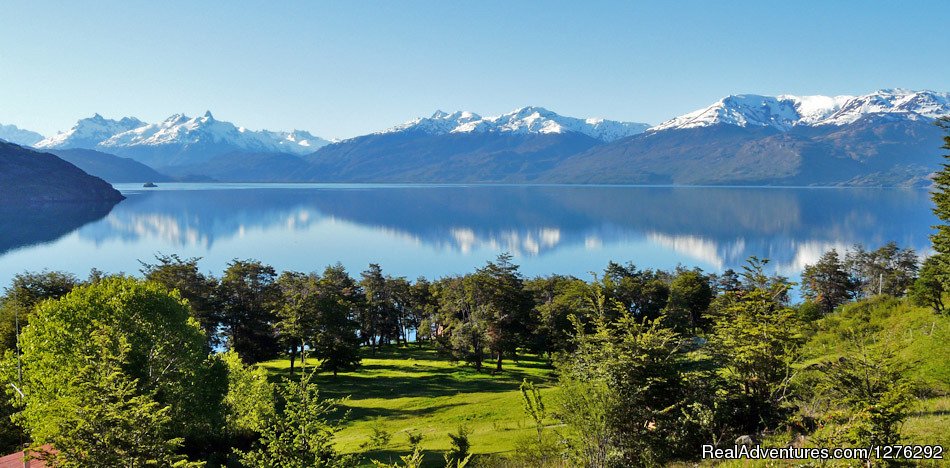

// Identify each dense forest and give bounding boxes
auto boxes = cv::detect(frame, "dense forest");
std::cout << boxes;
[0,122,945,466]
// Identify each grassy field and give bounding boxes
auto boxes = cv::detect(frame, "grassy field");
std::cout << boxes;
[256,297,949,467]
[260,345,557,466]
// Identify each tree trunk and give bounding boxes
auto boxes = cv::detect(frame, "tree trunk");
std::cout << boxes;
[496,351,503,371]
[289,345,297,378]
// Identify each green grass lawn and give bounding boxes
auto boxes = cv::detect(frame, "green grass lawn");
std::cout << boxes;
[254,298,949,467]
[259,345,557,466]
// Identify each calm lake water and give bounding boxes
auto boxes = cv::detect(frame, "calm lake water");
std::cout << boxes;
[0,183,937,289]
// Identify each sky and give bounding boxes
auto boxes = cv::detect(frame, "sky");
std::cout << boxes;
[1,1,949,140]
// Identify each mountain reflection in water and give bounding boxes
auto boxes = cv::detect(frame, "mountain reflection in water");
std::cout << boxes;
[0,184,935,285]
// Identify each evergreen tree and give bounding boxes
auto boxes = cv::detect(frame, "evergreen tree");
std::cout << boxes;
[930,117,950,282]
[556,309,692,465]
[359,264,390,353]
[140,254,221,347]
[910,256,946,314]
[219,260,282,363]
[814,338,915,450]
[664,269,713,333]
[235,369,351,467]
[524,275,589,357]
[408,277,437,344]
[845,243,919,297]
[312,264,362,375]
[602,262,671,321]
[0,271,78,352]
[275,271,320,376]
[801,249,857,315]
[466,254,534,371]
[708,288,803,433]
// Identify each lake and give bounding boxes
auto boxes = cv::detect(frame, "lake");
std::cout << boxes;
[0,184,936,288]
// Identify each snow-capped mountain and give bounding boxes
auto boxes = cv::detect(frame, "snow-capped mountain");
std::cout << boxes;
[651,89,950,132]
[384,106,649,142]
[97,111,328,156]
[36,114,145,149]
[33,112,329,167]
[0,124,44,146]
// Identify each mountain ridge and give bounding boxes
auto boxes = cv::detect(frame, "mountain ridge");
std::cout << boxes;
[5,88,948,186]
[0,141,125,203]
[34,112,329,168]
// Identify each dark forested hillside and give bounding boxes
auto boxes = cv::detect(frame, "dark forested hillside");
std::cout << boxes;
[158,151,312,182]
[540,116,942,186]
[47,148,173,183]
[0,141,124,203]
[298,131,603,182]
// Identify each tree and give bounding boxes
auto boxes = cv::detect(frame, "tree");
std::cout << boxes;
[235,369,351,468]
[524,275,590,357]
[445,425,472,468]
[556,310,693,466]
[664,269,713,333]
[813,337,915,450]
[739,256,792,304]
[712,268,741,295]
[801,249,857,315]
[928,117,950,283]
[467,254,534,371]
[275,271,320,376]
[845,243,918,298]
[219,260,282,363]
[602,262,671,321]
[221,350,276,442]
[312,264,362,375]
[37,328,198,467]
[359,264,391,353]
[16,277,226,456]
[708,288,803,433]
[386,276,413,346]
[910,256,946,314]
[0,271,78,352]
[140,254,221,347]
[436,255,535,371]
[408,277,437,344]
[434,275,488,371]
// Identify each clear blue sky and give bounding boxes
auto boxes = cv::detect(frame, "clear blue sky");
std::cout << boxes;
[2,1,948,139]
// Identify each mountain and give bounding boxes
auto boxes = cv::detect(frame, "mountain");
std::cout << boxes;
[650,89,949,131]
[36,112,329,168]
[0,141,125,203]
[539,89,949,186]
[36,114,146,149]
[46,148,173,183]
[302,131,604,183]
[0,124,44,146]
[384,107,649,142]
[159,151,312,182]
[296,107,645,182]
[12,90,949,185]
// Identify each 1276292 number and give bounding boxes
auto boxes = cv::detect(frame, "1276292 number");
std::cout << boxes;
[874,445,944,460]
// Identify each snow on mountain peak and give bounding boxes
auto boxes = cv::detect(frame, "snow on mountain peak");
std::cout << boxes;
[36,114,146,149]
[650,89,950,132]
[35,112,328,155]
[98,112,329,155]
[385,107,648,142]
[0,124,44,146]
